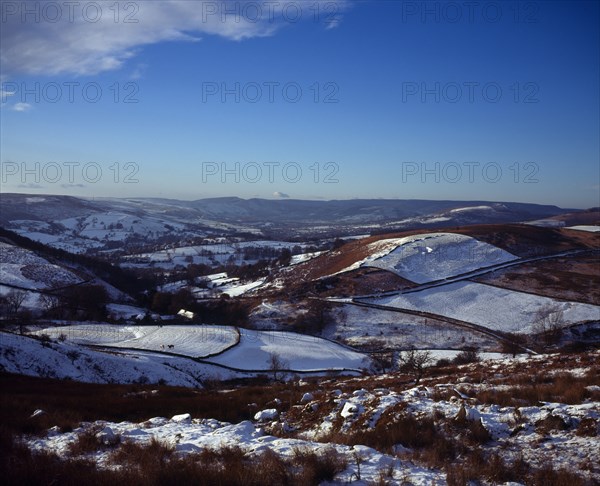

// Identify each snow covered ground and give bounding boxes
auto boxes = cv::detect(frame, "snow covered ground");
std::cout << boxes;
[290,251,325,265]
[423,349,509,362]
[19,351,600,485]
[364,233,517,283]
[0,242,82,290]
[218,279,266,297]
[365,282,600,334]
[25,416,444,485]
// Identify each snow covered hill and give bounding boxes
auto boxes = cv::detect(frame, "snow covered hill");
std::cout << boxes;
[207,328,368,372]
[0,241,82,290]
[335,233,517,283]
[8,350,599,485]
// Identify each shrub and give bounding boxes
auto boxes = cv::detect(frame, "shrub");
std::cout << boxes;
[397,348,433,385]
[452,347,479,365]
[292,446,347,484]
[110,436,174,471]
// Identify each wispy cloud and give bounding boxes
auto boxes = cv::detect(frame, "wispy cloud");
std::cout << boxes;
[18,183,44,189]
[273,191,290,198]
[1,1,349,77]
[12,102,32,112]
[129,62,148,80]
[61,183,86,188]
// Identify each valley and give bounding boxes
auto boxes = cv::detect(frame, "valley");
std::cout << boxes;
[1,195,598,485]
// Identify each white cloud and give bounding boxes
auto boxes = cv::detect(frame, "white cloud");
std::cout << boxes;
[273,191,290,198]
[12,102,32,112]
[1,1,349,77]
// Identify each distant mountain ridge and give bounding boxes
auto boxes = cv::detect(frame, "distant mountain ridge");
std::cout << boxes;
[0,193,576,250]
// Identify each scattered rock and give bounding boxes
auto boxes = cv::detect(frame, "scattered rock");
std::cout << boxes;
[341,402,360,418]
[254,409,278,421]
[30,409,46,419]
[171,413,192,424]
[96,426,120,446]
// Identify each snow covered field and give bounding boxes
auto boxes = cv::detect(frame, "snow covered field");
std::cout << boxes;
[0,332,241,386]
[364,233,517,283]
[21,324,370,376]
[365,282,600,334]
[208,329,369,372]
[124,241,313,269]
[326,304,499,351]
[34,325,240,359]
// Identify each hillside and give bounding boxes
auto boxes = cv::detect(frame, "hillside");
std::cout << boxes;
[2,350,598,485]
[278,224,598,284]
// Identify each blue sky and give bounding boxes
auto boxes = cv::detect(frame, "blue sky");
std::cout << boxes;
[1,0,599,208]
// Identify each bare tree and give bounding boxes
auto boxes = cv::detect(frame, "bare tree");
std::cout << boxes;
[40,293,59,313]
[533,304,564,345]
[398,348,433,385]
[269,352,290,381]
[6,290,27,317]
[371,349,395,374]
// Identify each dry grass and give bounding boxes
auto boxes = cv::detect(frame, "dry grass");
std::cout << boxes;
[475,254,600,305]
[1,429,347,486]
[109,437,174,469]
[0,372,310,437]
[473,369,599,407]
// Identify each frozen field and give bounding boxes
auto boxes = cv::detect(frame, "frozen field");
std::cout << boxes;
[364,233,517,283]
[365,282,600,334]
